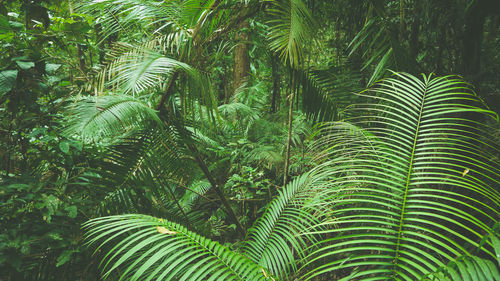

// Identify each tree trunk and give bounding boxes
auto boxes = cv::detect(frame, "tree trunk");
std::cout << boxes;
[461,1,488,87]
[233,18,250,94]
[283,70,295,186]
[399,0,405,41]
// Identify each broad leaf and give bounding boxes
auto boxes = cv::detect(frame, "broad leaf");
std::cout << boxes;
[0,69,17,98]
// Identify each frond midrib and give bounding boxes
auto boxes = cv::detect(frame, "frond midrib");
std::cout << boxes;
[391,76,428,276]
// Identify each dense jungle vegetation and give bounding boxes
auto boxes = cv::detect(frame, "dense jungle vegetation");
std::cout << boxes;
[1,0,500,280]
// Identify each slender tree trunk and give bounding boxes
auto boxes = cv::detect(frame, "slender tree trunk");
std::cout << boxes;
[77,44,86,73]
[283,70,295,186]
[270,54,280,112]
[69,2,86,73]
[409,1,420,61]
[156,71,179,111]
[486,15,499,42]
[283,92,293,185]
[233,18,250,93]
[399,0,405,41]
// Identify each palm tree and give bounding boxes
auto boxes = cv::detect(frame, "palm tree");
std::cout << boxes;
[83,73,500,280]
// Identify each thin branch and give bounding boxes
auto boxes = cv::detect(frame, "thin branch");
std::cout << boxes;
[187,143,246,238]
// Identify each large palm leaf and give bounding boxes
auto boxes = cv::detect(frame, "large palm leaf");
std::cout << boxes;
[64,95,208,227]
[82,73,500,280]
[94,129,198,219]
[423,255,500,281]
[303,73,500,280]
[91,44,211,110]
[104,48,200,96]
[300,67,363,122]
[83,215,269,281]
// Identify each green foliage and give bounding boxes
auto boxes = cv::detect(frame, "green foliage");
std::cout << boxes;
[267,0,314,68]
[94,45,208,97]
[2,0,500,280]
[83,214,269,281]
[82,73,500,280]
[301,67,363,122]
[348,16,416,85]
[0,70,17,98]
[424,255,500,281]
[242,172,324,279]
[303,73,500,280]
[63,95,161,143]
[423,230,500,281]
[0,129,102,280]
[225,166,271,200]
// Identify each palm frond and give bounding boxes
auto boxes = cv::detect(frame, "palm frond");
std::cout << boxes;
[303,73,500,280]
[219,102,260,123]
[423,226,500,281]
[78,0,188,42]
[108,49,198,96]
[349,17,418,85]
[267,0,314,68]
[83,214,270,281]
[301,67,363,122]
[63,95,160,143]
[97,187,140,215]
[94,124,209,223]
[93,45,206,97]
[422,255,500,281]
[180,179,212,211]
[246,145,284,170]
[243,172,325,278]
